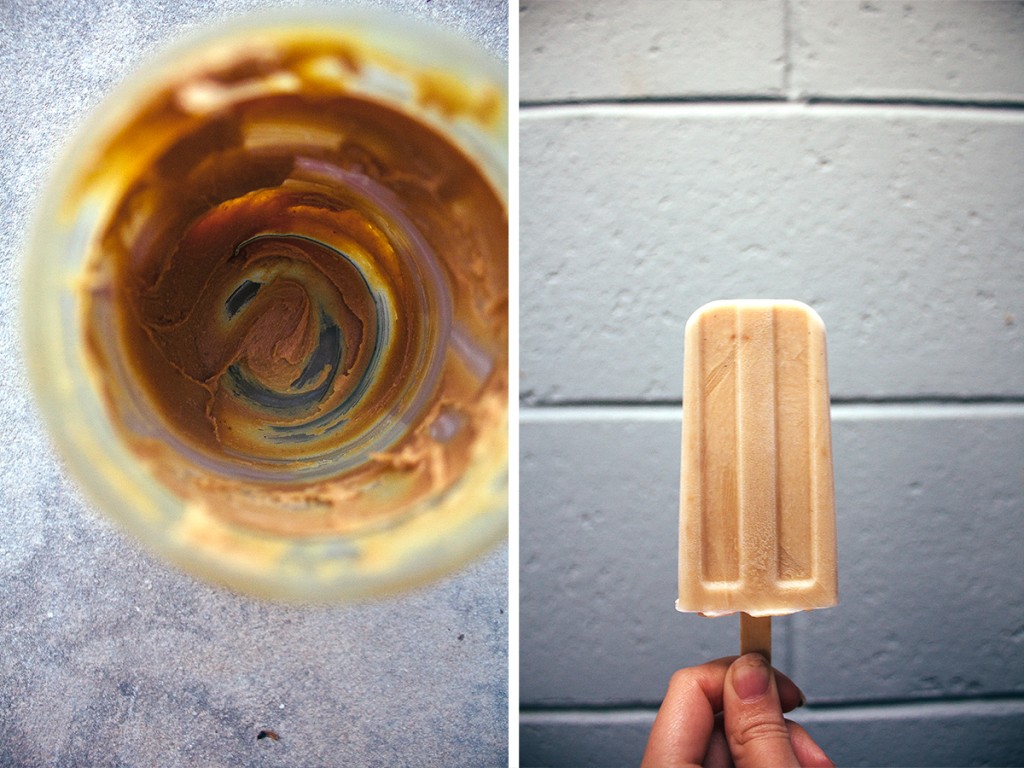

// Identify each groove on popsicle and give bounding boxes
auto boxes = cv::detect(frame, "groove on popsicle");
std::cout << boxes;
[698,304,739,583]
[774,305,813,581]
[736,304,778,591]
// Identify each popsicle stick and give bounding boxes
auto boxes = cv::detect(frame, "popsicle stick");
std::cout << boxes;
[740,613,771,662]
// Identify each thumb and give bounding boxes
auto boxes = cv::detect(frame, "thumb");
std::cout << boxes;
[723,653,800,768]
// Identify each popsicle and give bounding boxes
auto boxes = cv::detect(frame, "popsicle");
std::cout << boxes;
[677,300,838,660]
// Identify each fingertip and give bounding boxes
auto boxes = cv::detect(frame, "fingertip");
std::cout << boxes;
[773,669,808,713]
[787,720,835,768]
[727,655,808,710]
[666,656,738,715]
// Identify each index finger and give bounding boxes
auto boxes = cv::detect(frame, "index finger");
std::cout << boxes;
[641,657,735,768]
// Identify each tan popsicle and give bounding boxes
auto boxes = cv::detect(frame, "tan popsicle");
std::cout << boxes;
[677,300,838,661]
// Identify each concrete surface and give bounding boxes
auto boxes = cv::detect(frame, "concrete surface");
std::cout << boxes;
[520,0,786,102]
[520,1,1024,766]
[791,0,1024,103]
[521,105,1024,404]
[0,1,508,766]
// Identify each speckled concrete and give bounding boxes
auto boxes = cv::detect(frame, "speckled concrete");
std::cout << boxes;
[0,1,508,765]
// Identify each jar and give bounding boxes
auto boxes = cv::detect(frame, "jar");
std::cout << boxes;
[23,8,508,601]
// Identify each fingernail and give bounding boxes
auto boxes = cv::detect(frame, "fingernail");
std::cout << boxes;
[797,688,808,708]
[733,654,771,701]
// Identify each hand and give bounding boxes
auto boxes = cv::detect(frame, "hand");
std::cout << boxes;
[641,654,833,768]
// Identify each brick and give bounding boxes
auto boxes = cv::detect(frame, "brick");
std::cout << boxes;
[792,0,1024,102]
[520,699,1024,767]
[519,0,785,102]
[520,711,655,768]
[519,410,793,707]
[520,406,1024,707]
[796,405,1024,703]
[520,105,1024,403]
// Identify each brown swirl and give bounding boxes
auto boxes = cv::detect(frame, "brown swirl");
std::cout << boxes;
[77,32,507,537]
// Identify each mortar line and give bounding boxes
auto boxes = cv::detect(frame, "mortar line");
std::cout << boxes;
[520,400,1024,423]
[831,395,1024,405]
[807,95,1024,110]
[521,396,1024,408]
[520,692,1024,716]
[519,95,787,109]
[520,97,1024,113]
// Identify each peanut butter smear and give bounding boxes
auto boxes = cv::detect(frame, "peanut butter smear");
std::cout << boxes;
[76,32,507,537]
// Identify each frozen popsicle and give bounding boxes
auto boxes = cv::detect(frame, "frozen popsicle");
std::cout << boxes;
[677,300,838,658]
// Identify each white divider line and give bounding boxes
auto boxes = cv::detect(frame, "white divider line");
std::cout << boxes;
[520,401,1024,423]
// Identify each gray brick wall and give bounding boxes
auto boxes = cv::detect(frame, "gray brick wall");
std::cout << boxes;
[519,1,1024,766]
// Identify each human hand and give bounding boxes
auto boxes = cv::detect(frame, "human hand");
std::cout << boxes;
[641,654,833,768]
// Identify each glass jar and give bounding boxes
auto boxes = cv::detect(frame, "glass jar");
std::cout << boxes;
[23,8,508,601]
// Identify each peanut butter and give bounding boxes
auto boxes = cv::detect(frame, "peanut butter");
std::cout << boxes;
[75,30,507,539]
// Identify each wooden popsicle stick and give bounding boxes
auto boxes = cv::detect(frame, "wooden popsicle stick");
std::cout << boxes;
[740,613,772,663]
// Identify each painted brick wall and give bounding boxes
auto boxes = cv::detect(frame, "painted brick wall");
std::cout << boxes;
[518,2,1024,766]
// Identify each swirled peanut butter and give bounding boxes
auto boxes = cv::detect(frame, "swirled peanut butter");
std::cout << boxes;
[76,29,507,538]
